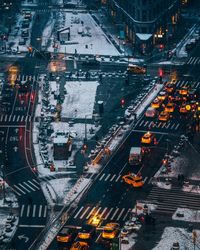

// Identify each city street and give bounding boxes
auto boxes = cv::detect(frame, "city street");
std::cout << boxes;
[0,1,200,250]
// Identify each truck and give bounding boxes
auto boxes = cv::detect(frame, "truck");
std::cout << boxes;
[129,147,143,165]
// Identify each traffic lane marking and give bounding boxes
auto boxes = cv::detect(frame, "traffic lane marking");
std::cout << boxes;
[18,224,45,228]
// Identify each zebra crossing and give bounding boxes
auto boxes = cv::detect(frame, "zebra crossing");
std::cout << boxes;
[16,74,38,82]
[73,205,132,222]
[98,173,123,183]
[174,79,200,89]
[136,119,180,131]
[20,204,48,218]
[0,114,31,123]
[145,186,200,215]
[11,179,41,196]
[186,57,200,65]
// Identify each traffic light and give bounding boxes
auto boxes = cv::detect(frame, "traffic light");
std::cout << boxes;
[121,99,125,108]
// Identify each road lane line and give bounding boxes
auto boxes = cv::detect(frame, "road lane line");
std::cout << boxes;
[74,207,84,219]
[80,206,91,219]
[23,182,36,191]
[110,174,116,182]
[43,205,47,217]
[116,208,125,221]
[32,179,40,185]
[196,82,200,89]
[104,208,114,220]
[8,115,12,122]
[5,115,7,122]
[27,205,31,217]
[174,124,180,130]
[19,225,45,228]
[20,116,24,122]
[18,183,31,193]
[86,207,96,219]
[13,115,16,122]
[138,120,144,127]
[119,163,127,175]
[14,185,26,194]
[170,123,176,129]
[0,115,3,122]
[143,177,148,183]
[161,122,166,128]
[115,175,121,182]
[99,173,105,181]
[28,180,40,190]
[16,115,20,122]
[20,205,25,217]
[93,207,101,217]
[100,208,107,218]
[105,174,111,181]
[11,188,21,196]
[38,205,42,217]
[110,208,119,220]
[165,122,171,129]
[32,205,36,217]
[123,209,131,221]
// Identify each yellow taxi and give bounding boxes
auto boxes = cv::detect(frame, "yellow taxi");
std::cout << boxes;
[70,241,89,250]
[87,214,101,227]
[164,102,175,113]
[141,131,155,144]
[78,225,95,240]
[151,98,161,109]
[122,174,144,188]
[179,86,189,96]
[165,83,175,93]
[158,91,167,101]
[158,111,170,121]
[101,223,119,239]
[56,228,75,243]
[179,105,188,114]
[127,64,146,74]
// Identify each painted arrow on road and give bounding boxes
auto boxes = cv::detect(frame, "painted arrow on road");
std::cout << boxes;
[18,234,29,243]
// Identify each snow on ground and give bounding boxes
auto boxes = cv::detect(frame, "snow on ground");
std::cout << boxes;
[154,181,172,190]
[0,211,8,232]
[48,12,120,56]
[182,184,200,194]
[153,227,200,250]
[41,13,55,49]
[121,234,137,250]
[21,0,37,7]
[173,208,200,223]
[62,81,99,119]
[63,177,90,205]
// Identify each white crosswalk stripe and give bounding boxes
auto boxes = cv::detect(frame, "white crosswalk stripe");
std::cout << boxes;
[99,173,121,182]
[12,179,40,196]
[73,206,131,222]
[186,57,200,65]
[0,114,27,123]
[15,74,38,82]
[20,204,48,218]
[137,118,180,131]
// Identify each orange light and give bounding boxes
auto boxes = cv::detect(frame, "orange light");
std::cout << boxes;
[185,105,191,111]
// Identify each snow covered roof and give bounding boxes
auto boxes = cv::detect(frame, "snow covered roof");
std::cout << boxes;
[136,33,152,41]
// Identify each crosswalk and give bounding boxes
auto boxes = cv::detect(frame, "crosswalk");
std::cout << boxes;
[145,186,200,214]
[0,114,31,123]
[73,205,132,222]
[20,204,48,218]
[136,120,180,131]
[16,74,38,82]
[98,173,123,183]
[11,179,41,196]
[174,79,200,89]
[186,57,200,65]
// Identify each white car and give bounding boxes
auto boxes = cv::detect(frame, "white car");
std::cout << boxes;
[145,107,157,118]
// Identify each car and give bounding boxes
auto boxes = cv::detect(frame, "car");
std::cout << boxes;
[57,227,76,243]
[87,214,102,227]
[179,105,188,114]
[127,64,146,74]
[101,223,119,239]
[145,107,157,118]
[70,241,89,250]
[158,111,170,121]
[179,86,189,96]
[165,83,175,93]
[122,174,144,188]
[141,131,155,144]
[151,98,161,109]
[78,225,95,240]
[157,91,167,101]
[164,102,175,113]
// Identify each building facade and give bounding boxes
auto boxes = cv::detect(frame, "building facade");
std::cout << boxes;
[105,0,181,53]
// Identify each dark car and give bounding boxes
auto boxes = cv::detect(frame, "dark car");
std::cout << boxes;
[82,60,100,69]
[78,225,96,240]
[57,227,76,244]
